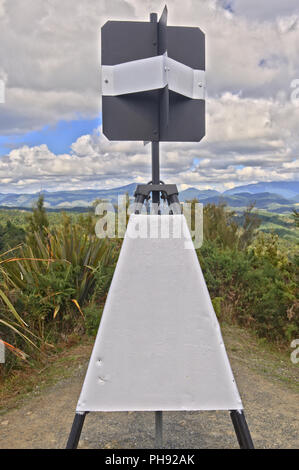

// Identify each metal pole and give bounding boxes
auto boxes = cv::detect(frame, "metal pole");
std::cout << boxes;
[151,141,160,206]
[230,410,254,449]
[66,412,87,449]
[150,12,160,210]
[155,411,163,448]
[150,12,157,23]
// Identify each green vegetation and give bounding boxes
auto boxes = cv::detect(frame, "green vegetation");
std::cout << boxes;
[198,203,298,345]
[0,196,120,377]
[293,209,299,228]
[0,221,26,252]
[250,210,298,242]
[0,196,298,382]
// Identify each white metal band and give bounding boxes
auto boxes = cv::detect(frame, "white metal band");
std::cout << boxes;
[101,55,206,100]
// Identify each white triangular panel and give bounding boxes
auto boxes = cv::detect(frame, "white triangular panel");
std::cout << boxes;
[77,215,242,412]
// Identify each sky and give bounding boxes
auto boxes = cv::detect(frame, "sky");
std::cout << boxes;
[0,0,299,193]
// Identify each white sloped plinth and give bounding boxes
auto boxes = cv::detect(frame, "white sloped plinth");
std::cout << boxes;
[76,215,242,412]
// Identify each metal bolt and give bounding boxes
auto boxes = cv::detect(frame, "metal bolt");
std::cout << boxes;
[105,79,109,84]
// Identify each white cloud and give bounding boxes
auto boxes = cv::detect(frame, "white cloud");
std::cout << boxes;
[0,91,298,192]
[231,0,299,21]
[1,0,299,131]
[0,0,299,192]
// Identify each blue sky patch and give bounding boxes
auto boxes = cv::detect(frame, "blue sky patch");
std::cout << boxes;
[0,116,101,156]
[219,1,234,14]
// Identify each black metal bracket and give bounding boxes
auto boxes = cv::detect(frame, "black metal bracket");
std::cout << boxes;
[134,182,181,214]
[134,183,179,199]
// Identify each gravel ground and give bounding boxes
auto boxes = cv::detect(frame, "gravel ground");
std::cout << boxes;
[0,349,298,449]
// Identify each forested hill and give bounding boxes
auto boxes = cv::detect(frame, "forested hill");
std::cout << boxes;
[0,181,298,212]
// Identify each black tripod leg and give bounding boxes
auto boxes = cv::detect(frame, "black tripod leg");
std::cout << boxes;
[155,411,163,448]
[230,410,254,449]
[66,412,87,449]
[167,194,181,215]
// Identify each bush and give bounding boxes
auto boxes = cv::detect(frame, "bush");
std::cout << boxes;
[84,303,103,337]
[198,220,298,344]
[0,221,26,252]
[0,207,120,375]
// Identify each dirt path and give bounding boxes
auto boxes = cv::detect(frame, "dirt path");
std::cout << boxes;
[0,326,298,449]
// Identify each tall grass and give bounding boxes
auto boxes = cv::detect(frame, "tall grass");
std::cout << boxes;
[0,213,119,374]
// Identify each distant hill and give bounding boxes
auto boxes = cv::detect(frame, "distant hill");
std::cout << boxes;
[290,194,299,203]
[201,192,295,212]
[179,188,219,201]
[0,184,136,208]
[224,181,298,199]
[0,181,297,213]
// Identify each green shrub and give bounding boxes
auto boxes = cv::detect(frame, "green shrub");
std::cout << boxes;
[84,303,103,337]
[0,207,120,374]
[198,238,298,344]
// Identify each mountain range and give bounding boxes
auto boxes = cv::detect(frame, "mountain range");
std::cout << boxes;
[0,181,298,213]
